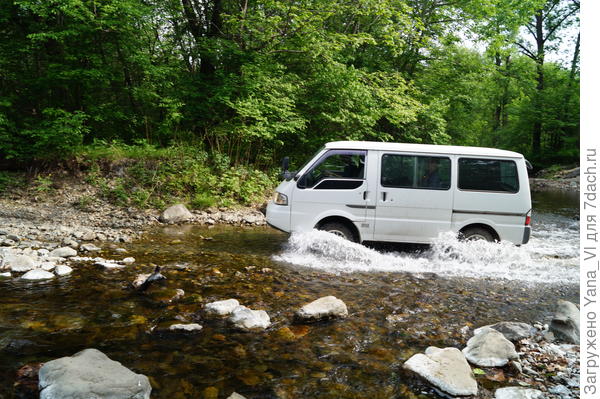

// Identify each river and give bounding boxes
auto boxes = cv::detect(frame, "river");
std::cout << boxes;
[0,190,579,398]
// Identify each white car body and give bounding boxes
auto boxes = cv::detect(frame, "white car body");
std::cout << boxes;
[266,141,532,245]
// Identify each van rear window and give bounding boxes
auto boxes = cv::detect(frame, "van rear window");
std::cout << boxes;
[458,158,519,193]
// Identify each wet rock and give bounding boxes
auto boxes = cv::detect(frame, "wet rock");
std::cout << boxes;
[21,269,55,280]
[549,300,580,344]
[14,362,43,398]
[403,346,478,396]
[169,289,185,303]
[475,322,535,342]
[227,393,247,399]
[8,255,37,272]
[39,348,151,399]
[229,305,271,330]
[296,296,348,321]
[463,328,518,367]
[40,262,56,271]
[115,248,128,254]
[205,299,240,316]
[80,243,101,252]
[548,384,571,396]
[494,387,544,399]
[0,271,10,278]
[133,266,166,291]
[55,265,73,276]
[159,204,193,223]
[49,247,77,258]
[132,273,151,289]
[169,323,203,332]
[95,261,125,269]
[121,257,135,264]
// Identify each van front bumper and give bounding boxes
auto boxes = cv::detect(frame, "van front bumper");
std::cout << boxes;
[266,201,291,233]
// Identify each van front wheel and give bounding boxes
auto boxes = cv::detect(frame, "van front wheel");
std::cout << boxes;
[319,222,357,243]
[460,227,495,243]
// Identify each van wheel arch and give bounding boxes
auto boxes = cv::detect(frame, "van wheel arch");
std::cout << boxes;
[316,217,360,243]
[459,224,499,242]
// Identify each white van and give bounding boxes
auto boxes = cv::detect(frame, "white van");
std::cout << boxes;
[266,141,532,245]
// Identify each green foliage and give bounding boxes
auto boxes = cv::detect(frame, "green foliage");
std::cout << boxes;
[33,174,54,193]
[0,171,25,193]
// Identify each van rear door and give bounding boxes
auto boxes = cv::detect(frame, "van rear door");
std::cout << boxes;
[373,152,453,243]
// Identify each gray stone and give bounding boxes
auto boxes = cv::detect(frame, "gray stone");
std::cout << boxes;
[548,384,571,396]
[463,328,518,367]
[132,274,151,289]
[549,300,580,344]
[121,257,135,264]
[7,234,20,242]
[55,265,73,276]
[80,244,101,252]
[475,322,535,342]
[0,271,11,278]
[495,387,544,399]
[95,261,125,269]
[296,296,348,321]
[40,262,56,271]
[205,299,240,316]
[115,248,128,254]
[81,231,97,241]
[159,204,193,223]
[228,305,271,330]
[169,323,203,332]
[21,269,55,280]
[38,348,151,399]
[227,393,247,399]
[49,247,77,258]
[403,346,478,396]
[8,255,37,272]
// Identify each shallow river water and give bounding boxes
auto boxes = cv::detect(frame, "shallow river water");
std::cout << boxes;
[0,190,579,398]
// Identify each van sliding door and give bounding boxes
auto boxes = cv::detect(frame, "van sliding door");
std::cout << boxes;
[374,152,453,243]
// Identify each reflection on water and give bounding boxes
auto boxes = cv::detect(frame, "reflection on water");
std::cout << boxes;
[0,190,579,398]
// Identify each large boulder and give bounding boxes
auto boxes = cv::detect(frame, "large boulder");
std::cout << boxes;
[8,255,37,272]
[474,322,535,342]
[495,387,544,399]
[228,306,271,330]
[38,348,151,399]
[549,300,580,344]
[403,346,478,396]
[296,296,348,321]
[462,328,518,367]
[21,269,55,280]
[159,204,193,223]
[49,247,77,258]
[205,299,240,316]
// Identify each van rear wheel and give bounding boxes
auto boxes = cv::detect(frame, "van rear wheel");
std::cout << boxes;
[319,222,357,242]
[460,227,495,242]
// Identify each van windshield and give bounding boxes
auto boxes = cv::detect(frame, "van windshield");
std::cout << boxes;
[295,147,324,174]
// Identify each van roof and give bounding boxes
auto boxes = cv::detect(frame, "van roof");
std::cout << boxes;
[325,141,523,158]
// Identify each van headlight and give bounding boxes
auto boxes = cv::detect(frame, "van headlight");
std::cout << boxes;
[273,192,288,205]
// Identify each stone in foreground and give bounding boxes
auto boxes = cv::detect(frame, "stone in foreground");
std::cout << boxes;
[49,247,77,258]
[463,328,518,367]
[159,204,193,223]
[38,348,151,399]
[296,296,348,321]
[169,323,203,332]
[549,300,580,344]
[227,393,247,399]
[205,299,240,316]
[474,322,535,342]
[229,306,271,330]
[403,346,477,396]
[55,265,73,276]
[21,269,55,280]
[495,387,544,399]
[8,255,37,272]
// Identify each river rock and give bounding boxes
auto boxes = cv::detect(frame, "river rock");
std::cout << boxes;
[132,273,151,289]
[229,306,271,330]
[227,393,247,399]
[403,346,478,396]
[55,265,73,276]
[463,328,518,367]
[0,271,11,278]
[80,243,101,252]
[49,247,77,258]
[121,257,135,264]
[95,261,125,269]
[38,348,151,399]
[205,299,240,316]
[21,269,55,280]
[8,255,37,272]
[549,300,580,344]
[159,204,193,223]
[169,323,203,332]
[40,262,56,271]
[296,296,348,321]
[474,322,535,342]
[495,387,544,399]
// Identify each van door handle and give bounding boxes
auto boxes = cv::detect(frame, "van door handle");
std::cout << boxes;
[363,191,368,200]
[382,192,387,201]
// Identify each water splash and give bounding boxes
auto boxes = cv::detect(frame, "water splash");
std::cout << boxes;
[274,219,579,284]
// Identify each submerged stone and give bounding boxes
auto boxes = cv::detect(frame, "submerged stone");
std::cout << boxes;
[38,348,151,399]
[205,299,240,316]
[403,346,478,396]
[229,305,271,330]
[169,323,203,332]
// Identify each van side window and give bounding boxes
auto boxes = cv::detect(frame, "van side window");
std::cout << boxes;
[297,150,366,189]
[381,154,450,190]
[458,158,519,193]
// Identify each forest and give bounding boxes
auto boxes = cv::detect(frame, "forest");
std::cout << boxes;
[0,0,580,205]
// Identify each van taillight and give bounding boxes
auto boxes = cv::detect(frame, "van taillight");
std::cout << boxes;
[525,215,531,226]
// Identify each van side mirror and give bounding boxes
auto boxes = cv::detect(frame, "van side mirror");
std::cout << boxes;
[282,156,290,172]
[525,160,533,170]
